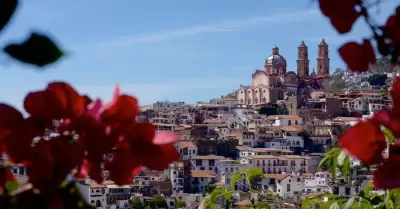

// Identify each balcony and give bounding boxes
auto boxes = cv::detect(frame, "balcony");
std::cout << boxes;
[290,163,296,167]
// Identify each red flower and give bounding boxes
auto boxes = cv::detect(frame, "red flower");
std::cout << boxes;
[105,147,143,185]
[382,15,400,45]
[0,104,37,162]
[24,82,85,124]
[128,123,180,170]
[373,142,400,189]
[318,0,361,34]
[339,39,376,72]
[339,119,386,164]
[101,95,139,125]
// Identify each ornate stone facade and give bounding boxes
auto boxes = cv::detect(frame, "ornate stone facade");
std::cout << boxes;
[237,40,331,106]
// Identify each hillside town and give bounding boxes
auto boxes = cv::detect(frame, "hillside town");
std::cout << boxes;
[4,41,397,209]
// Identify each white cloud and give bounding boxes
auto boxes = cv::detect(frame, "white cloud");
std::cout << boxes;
[99,9,319,47]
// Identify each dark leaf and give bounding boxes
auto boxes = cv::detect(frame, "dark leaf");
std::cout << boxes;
[0,0,18,33]
[4,32,64,67]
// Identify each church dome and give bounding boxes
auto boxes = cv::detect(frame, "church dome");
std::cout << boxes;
[265,45,286,65]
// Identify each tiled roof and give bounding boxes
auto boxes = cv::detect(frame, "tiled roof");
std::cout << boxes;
[190,170,217,178]
[191,155,224,160]
[278,125,303,132]
[178,141,197,149]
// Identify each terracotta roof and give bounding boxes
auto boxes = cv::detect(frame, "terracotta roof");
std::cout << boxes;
[264,174,291,180]
[178,141,197,149]
[190,170,217,178]
[191,155,224,160]
[282,155,310,160]
[89,182,106,188]
[247,155,287,160]
[278,125,303,132]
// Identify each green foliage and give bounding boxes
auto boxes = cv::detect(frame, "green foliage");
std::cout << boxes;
[202,168,265,209]
[276,104,288,115]
[204,183,216,194]
[306,188,400,209]
[5,181,20,193]
[0,0,17,33]
[152,195,168,209]
[131,197,144,209]
[0,0,64,68]
[4,33,64,67]
[318,147,341,179]
[173,201,186,209]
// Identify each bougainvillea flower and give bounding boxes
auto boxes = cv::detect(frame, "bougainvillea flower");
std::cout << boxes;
[153,131,178,145]
[318,0,361,34]
[338,39,376,72]
[104,147,143,185]
[86,84,120,119]
[101,95,139,124]
[373,142,400,189]
[382,15,400,44]
[128,123,180,170]
[76,159,103,183]
[24,82,85,124]
[339,119,386,164]
[0,104,38,162]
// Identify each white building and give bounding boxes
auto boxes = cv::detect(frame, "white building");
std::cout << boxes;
[190,170,218,193]
[262,173,305,199]
[153,101,185,112]
[169,162,184,194]
[76,180,131,209]
[304,171,332,194]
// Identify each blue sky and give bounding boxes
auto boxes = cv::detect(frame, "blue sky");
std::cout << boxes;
[0,0,397,108]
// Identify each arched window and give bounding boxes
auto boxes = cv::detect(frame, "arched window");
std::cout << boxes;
[96,200,101,207]
[296,141,300,146]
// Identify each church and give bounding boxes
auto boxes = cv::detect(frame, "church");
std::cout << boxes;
[236,39,331,106]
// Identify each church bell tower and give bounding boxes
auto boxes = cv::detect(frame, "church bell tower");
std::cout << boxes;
[317,39,330,76]
[296,41,309,78]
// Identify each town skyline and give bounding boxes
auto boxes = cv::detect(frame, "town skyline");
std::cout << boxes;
[0,0,397,109]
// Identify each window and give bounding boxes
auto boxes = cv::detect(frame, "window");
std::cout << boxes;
[287,184,291,192]
[209,160,215,166]
[288,120,292,125]
[196,160,202,166]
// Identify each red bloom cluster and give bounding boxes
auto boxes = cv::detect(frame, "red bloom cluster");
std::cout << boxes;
[0,82,179,195]
[339,78,400,189]
[318,0,361,34]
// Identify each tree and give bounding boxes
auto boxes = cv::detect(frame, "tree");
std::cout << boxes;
[276,104,288,115]
[152,195,168,209]
[131,197,144,209]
